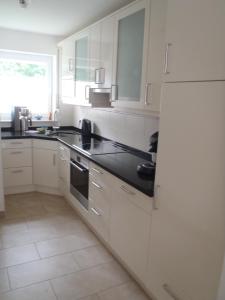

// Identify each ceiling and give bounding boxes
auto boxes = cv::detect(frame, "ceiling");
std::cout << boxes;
[0,0,134,37]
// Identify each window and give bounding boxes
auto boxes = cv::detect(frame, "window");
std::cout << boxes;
[0,50,55,121]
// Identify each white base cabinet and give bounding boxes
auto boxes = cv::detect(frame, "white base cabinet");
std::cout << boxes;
[58,143,70,196]
[33,140,59,189]
[2,139,33,190]
[109,176,152,282]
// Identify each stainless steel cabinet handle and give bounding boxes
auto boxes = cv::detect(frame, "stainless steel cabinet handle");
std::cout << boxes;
[91,181,103,191]
[85,85,91,100]
[12,170,23,174]
[95,68,105,84]
[164,43,172,74]
[111,85,118,102]
[91,207,101,216]
[145,83,152,106]
[163,284,181,300]
[153,184,160,210]
[120,185,136,196]
[10,151,23,155]
[91,167,103,175]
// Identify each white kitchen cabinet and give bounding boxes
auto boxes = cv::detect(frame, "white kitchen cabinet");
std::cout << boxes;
[33,141,58,189]
[89,15,115,90]
[88,163,111,242]
[109,176,152,282]
[74,29,91,105]
[58,36,75,103]
[99,15,115,89]
[4,167,33,188]
[58,144,70,195]
[2,139,33,190]
[163,0,225,82]
[112,0,150,110]
[3,148,32,168]
[146,82,225,300]
[89,22,101,87]
[145,0,167,113]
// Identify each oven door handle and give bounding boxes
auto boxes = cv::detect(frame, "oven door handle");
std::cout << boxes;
[70,160,88,173]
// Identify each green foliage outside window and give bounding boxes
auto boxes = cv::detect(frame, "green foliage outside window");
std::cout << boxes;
[0,61,46,77]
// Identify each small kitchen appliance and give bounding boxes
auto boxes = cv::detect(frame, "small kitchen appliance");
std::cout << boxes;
[81,119,92,136]
[137,131,159,177]
[12,106,32,132]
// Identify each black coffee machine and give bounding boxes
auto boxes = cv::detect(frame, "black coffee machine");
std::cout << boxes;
[137,132,159,177]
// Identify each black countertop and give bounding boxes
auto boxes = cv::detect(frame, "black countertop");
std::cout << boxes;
[1,129,155,197]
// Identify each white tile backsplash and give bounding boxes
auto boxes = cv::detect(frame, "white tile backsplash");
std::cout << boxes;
[73,106,159,152]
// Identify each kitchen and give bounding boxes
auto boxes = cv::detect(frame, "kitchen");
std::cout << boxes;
[0,1,225,300]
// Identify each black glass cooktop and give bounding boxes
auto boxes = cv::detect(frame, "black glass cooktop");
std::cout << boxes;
[58,134,128,156]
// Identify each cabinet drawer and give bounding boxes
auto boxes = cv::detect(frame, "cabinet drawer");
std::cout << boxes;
[3,148,32,168]
[33,139,58,151]
[3,167,33,187]
[89,174,110,242]
[112,175,153,214]
[2,139,32,149]
[89,162,112,187]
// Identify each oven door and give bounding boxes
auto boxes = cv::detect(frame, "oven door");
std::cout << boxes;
[70,159,89,210]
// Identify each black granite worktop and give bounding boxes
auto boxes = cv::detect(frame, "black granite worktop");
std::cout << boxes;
[1,129,155,197]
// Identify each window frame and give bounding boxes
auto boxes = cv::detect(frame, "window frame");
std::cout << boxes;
[0,49,54,121]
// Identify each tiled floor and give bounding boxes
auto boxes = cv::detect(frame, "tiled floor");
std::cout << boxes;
[0,192,150,300]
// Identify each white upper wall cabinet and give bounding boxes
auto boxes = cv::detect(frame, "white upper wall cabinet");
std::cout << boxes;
[74,29,91,105]
[59,36,76,103]
[145,0,167,113]
[112,0,150,109]
[163,0,225,82]
[58,0,167,112]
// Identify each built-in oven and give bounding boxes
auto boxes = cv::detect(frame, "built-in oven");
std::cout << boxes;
[70,151,89,210]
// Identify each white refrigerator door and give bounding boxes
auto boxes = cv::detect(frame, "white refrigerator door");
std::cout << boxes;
[147,82,225,300]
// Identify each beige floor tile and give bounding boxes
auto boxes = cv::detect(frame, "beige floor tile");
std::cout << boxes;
[0,268,10,294]
[98,281,150,300]
[0,281,57,300]
[36,230,99,258]
[28,226,60,243]
[1,231,33,249]
[51,261,130,300]
[0,218,28,234]
[8,253,80,289]
[0,244,39,268]
[73,245,113,269]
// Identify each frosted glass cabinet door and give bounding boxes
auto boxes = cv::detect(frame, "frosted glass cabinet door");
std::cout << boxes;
[113,0,149,108]
[74,31,90,104]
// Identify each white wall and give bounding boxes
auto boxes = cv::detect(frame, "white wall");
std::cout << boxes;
[0,27,62,55]
[73,106,159,152]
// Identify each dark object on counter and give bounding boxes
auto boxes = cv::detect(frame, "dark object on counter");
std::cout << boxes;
[81,119,92,136]
[149,131,158,153]
[137,162,155,178]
